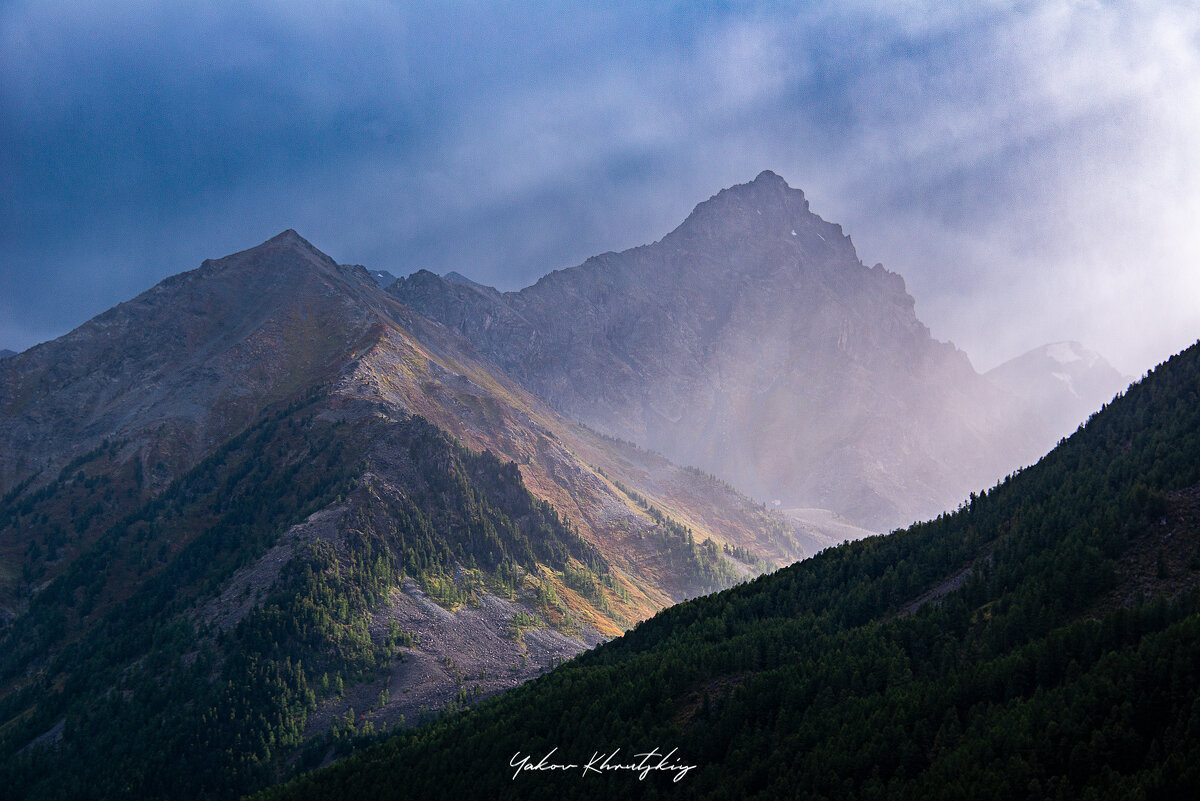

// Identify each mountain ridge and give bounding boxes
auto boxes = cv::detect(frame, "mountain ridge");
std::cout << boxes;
[0,172,1151,800]
[0,222,832,798]
[257,338,1200,801]
[0,220,830,800]
[986,340,1131,447]
[0,227,813,617]
[392,172,1041,531]
[0,229,391,494]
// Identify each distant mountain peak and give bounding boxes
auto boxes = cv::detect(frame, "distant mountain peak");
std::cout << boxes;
[268,228,304,243]
[723,169,807,204]
[987,341,1132,445]
[403,268,442,284]
[444,271,488,289]
[1043,341,1100,368]
[394,173,1034,531]
[367,268,399,288]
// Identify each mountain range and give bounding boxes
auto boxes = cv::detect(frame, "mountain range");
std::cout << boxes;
[0,228,808,610]
[260,338,1200,801]
[0,172,1150,799]
[392,171,1053,532]
[0,220,814,800]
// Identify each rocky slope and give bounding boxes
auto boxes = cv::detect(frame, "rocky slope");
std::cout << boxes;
[392,171,1042,531]
[0,230,810,602]
[0,230,379,493]
[257,339,1200,801]
[0,229,819,799]
[368,269,398,288]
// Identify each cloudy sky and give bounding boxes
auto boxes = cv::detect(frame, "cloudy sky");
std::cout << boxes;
[2,0,1198,374]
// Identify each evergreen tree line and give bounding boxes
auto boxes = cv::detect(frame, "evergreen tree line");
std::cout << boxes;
[0,396,612,800]
[258,341,1200,800]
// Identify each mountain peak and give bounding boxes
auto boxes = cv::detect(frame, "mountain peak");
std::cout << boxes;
[198,229,339,279]
[260,228,330,259]
[368,268,399,288]
[1042,341,1098,367]
[986,341,1132,445]
[752,169,788,186]
[397,173,1030,531]
[728,169,806,205]
[444,271,494,291]
[665,171,820,249]
[717,170,808,210]
[269,228,303,243]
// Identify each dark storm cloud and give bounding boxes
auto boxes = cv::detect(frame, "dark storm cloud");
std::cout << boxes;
[2,1,1198,375]
[2,0,421,343]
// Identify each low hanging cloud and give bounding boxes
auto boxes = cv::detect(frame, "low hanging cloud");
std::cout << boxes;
[2,0,1198,375]
[808,1,1200,374]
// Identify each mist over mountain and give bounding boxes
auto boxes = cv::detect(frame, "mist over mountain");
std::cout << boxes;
[0,228,812,799]
[0,173,1157,800]
[392,171,1043,531]
[261,339,1200,801]
[0,227,811,617]
[986,341,1132,446]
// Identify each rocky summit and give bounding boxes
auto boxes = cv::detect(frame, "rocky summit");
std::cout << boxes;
[0,173,1142,801]
[392,171,1044,531]
[0,224,819,799]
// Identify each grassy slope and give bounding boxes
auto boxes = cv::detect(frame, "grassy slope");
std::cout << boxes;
[0,391,620,801]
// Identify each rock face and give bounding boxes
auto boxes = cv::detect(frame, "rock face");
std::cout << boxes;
[392,171,1041,531]
[0,228,813,622]
[0,229,820,794]
[986,341,1131,447]
[368,268,398,288]
[0,230,382,492]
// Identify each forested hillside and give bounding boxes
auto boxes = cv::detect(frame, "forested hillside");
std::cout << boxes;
[260,340,1200,800]
[0,392,613,800]
[0,229,817,801]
